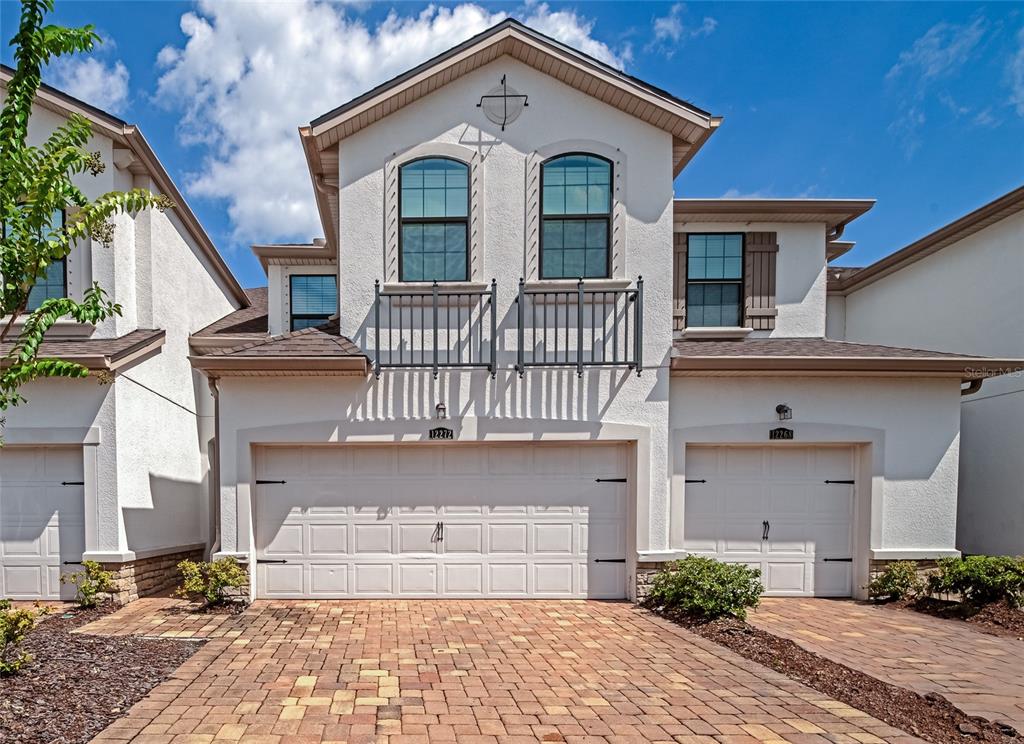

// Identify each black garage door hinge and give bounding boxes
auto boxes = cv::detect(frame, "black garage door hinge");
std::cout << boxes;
[62,560,83,566]
[593,558,626,563]
[823,557,853,562]
[256,559,288,564]
[685,479,706,484]
[256,479,286,485]
[595,477,626,483]
[824,479,854,485]
[62,481,84,486]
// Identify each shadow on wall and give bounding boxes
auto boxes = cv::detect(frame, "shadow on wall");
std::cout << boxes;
[122,474,205,553]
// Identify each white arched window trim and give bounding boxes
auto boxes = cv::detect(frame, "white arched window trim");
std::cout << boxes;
[525,139,627,285]
[384,142,483,286]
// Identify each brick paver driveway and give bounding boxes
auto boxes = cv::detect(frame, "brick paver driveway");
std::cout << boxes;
[750,598,1024,732]
[84,599,917,744]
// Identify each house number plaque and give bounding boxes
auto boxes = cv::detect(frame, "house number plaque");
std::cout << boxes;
[429,426,454,441]
[769,427,794,441]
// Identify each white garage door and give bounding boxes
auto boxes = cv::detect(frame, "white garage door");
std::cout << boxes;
[255,443,628,599]
[0,446,86,600]
[683,445,855,596]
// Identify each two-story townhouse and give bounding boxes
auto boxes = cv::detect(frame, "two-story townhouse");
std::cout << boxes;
[0,67,250,602]
[829,185,1024,557]
[191,19,1020,602]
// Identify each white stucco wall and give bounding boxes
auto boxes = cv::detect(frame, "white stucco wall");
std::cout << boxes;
[674,222,828,337]
[112,197,238,554]
[2,96,241,559]
[669,376,963,564]
[825,294,846,339]
[217,56,676,571]
[844,211,1024,555]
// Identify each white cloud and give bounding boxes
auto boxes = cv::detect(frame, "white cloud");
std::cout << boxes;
[155,1,626,244]
[886,17,986,83]
[46,57,130,113]
[1010,27,1024,117]
[886,17,988,157]
[649,4,716,58]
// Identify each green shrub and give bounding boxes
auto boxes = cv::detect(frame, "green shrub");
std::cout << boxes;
[175,557,248,605]
[0,599,48,676]
[647,556,764,620]
[60,560,115,608]
[927,555,1024,607]
[867,561,923,602]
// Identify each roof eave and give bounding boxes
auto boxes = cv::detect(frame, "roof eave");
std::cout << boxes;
[189,354,369,375]
[838,184,1024,294]
[670,355,1023,381]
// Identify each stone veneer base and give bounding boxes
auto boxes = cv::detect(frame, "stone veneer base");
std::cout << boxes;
[100,547,205,604]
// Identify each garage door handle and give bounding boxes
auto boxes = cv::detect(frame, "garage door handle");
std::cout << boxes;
[823,557,852,562]
[256,559,288,564]
[762,520,770,540]
[824,480,854,485]
[594,558,625,563]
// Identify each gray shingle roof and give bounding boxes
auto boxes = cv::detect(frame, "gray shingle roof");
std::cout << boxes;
[673,337,979,359]
[193,287,268,338]
[0,329,165,369]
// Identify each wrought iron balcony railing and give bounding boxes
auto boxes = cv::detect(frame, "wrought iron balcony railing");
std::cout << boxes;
[515,277,643,376]
[373,280,497,377]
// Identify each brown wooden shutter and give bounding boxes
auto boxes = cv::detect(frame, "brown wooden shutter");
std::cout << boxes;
[673,232,687,331]
[744,231,779,330]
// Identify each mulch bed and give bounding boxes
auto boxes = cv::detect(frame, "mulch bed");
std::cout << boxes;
[891,597,1024,640]
[653,607,1021,744]
[0,603,202,744]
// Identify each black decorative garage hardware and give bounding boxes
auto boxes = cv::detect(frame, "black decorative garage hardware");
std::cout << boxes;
[516,277,643,377]
[256,479,286,485]
[595,477,626,483]
[824,480,855,485]
[374,280,497,378]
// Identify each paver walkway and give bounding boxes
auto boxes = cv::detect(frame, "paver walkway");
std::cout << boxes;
[83,598,919,744]
[750,598,1024,732]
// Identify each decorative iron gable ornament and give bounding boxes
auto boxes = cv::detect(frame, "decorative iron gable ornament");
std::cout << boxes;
[477,75,529,131]
[769,427,794,441]
[429,426,454,441]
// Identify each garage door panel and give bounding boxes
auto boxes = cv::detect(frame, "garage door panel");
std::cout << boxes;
[489,523,528,553]
[310,564,347,595]
[443,523,482,553]
[684,445,854,597]
[264,523,304,555]
[767,485,811,514]
[725,485,762,515]
[308,524,347,554]
[260,563,304,597]
[399,563,438,594]
[815,561,853,596]
[444,564,483,594]
[1,447,84,601]
[489,563,528,594]
[354,524,393,553]
[354,564,393,594]
[533,523,573,554]
[398,523,437,553]
[255,443,627,599]
[534,563,574,594]
[765,561,809,594]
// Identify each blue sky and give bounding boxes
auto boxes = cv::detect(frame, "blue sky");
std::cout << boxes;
[3,1,1022,289]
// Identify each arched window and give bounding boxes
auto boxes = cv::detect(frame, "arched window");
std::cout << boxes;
[540,153,611,279]
[399,157,469,282]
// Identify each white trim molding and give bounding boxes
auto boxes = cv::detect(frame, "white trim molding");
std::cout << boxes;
[525,140,626,282]
[384,142,483,283]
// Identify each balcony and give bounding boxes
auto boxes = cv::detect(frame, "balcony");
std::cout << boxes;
[371,277,643,377]
[515,277,643,376]
[373,280,497,377]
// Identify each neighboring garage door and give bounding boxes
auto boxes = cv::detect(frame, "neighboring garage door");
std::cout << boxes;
[0,446,86,600]
[683,445,855,596]
[255,443,628,599]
